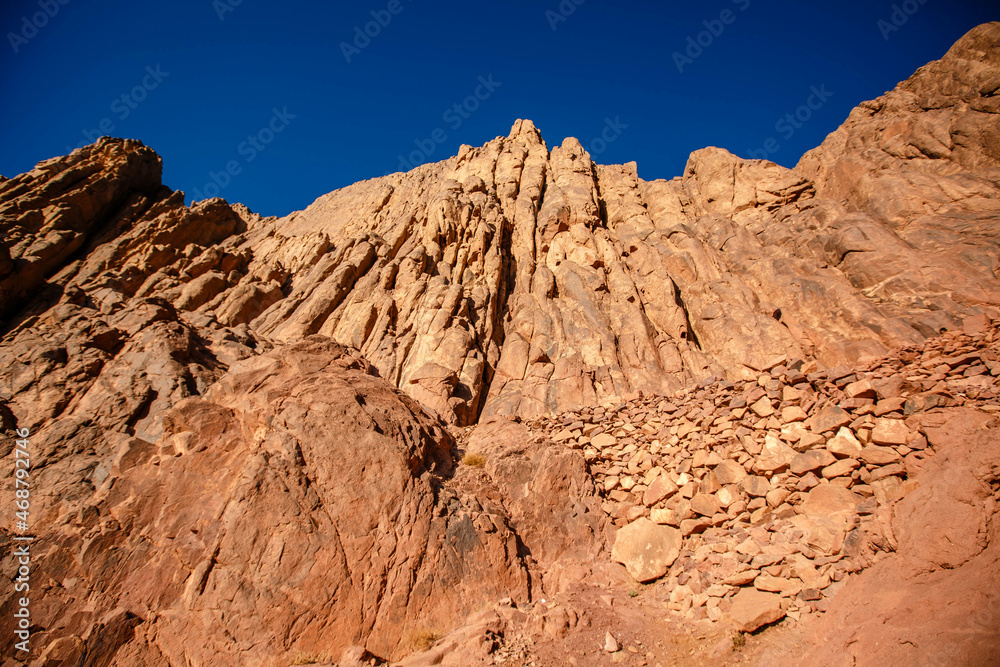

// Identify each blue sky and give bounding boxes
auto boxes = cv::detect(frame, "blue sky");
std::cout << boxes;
[1,0,997,217]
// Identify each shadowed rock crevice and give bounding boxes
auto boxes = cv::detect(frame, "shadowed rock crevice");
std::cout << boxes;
[0,21,999,667]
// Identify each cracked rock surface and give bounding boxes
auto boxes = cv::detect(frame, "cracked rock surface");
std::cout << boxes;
[1,21,999,667]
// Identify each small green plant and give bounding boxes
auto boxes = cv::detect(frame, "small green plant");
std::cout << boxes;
[628,589,639,597]
[406,627,442,651]
[462,452,486,467]
[732,631,747,651]
[289,653,329,665]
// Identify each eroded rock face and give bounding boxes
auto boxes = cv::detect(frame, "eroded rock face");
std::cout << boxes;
[0,21,998,667]
[0,137,165,323]
[519,316,999,629]
[0,339,610,664]
[7,30,1000,429]
[798,21,1000,332]
[789,409,1000,667]
[228,20,999,425]
[176,24,1000,424]
[611,518,682,583]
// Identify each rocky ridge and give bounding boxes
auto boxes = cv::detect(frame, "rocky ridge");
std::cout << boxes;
[0,21,999,667]
[5,27,999,431]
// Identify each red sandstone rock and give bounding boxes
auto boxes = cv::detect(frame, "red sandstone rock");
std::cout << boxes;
[611,518,682,583]
[1,22,1000,666]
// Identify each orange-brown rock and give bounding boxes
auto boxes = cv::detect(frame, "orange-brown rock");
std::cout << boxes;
[1,21,999,667]
[0,138,165,322]
[765,409,1000,666]
[0,338,607,664]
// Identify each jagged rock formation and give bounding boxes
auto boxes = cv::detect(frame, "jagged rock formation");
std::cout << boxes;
[0,21,998,667]
[6,28,1000,431]
[797,22,1000,325]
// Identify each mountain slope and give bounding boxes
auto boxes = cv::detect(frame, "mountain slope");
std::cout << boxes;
[0,21,998,667]
[4,28,999,430]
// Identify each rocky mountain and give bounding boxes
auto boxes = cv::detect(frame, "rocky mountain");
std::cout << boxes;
[1,21,998,667]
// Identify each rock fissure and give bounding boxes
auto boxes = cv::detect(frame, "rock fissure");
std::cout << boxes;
[3,22,1000,666]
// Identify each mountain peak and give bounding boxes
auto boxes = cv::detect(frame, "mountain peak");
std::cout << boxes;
[2,24,1000,666]
[507,117,546,145]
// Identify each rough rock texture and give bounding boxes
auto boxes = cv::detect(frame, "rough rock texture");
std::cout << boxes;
[0,138,166,323]
[7,28,996,430]
[384,286,1000,667]
[797,22,1000,331]
[789,408,1000,666]
[0,338,607,665]
[520,316,999,631]
[0,21,999,667]
[730,589,785,634]
[217,26,1000,425]
[611,518,682,583]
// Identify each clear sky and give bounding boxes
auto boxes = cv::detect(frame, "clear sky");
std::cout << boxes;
[1,0,997,217]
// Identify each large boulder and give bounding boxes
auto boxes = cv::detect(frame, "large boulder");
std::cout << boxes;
[0,339,531,664]
[611,518,682,583]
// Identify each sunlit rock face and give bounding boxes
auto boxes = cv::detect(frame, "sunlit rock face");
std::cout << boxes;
[1,21,999,666]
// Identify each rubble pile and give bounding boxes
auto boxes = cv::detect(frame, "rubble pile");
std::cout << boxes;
[525,315,998,631]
